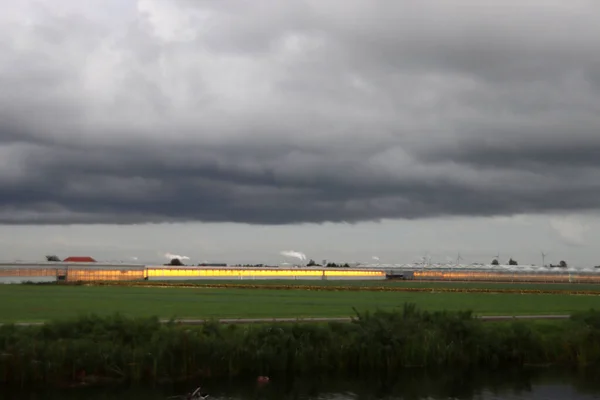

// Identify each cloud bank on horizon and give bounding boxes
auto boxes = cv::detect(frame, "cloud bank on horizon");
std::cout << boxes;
[164,252,190,261]
[280,250,308,262]
[2,0,600,225]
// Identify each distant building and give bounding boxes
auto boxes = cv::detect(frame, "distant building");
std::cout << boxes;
[63,256,97,263]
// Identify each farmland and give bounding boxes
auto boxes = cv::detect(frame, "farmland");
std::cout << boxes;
[2,280,600,386]
[1,280,600,322]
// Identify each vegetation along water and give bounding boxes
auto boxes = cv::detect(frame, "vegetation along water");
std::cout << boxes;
[2,304,600,386]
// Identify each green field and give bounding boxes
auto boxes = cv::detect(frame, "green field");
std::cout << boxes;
[1,281,600,322]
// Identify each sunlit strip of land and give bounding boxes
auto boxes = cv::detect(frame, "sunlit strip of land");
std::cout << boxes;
[90,279,600,292]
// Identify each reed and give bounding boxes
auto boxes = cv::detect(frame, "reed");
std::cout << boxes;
[1,305,600,386]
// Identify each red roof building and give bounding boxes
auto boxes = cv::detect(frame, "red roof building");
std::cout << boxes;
[63,256,97,263]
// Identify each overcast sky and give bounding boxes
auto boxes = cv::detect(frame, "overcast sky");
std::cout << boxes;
[1,0,599,266]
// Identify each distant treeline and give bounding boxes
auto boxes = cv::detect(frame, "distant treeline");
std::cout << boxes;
[2,305,600,386]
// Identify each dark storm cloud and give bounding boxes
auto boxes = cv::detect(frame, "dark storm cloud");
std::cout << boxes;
[1,0,600,225]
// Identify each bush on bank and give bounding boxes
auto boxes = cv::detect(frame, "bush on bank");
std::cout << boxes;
[1,304,600,385]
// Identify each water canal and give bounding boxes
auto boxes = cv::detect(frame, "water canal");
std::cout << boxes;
[3,369,600,399]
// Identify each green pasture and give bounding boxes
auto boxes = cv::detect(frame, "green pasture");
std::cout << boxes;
[1,283,600,322]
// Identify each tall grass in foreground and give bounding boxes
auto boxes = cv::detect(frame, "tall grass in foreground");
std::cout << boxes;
[1,304,600,386]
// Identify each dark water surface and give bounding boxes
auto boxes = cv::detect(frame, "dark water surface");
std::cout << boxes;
[3,369,600,399]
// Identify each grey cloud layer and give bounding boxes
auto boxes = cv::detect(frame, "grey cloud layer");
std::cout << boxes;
[1,0,600,225]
